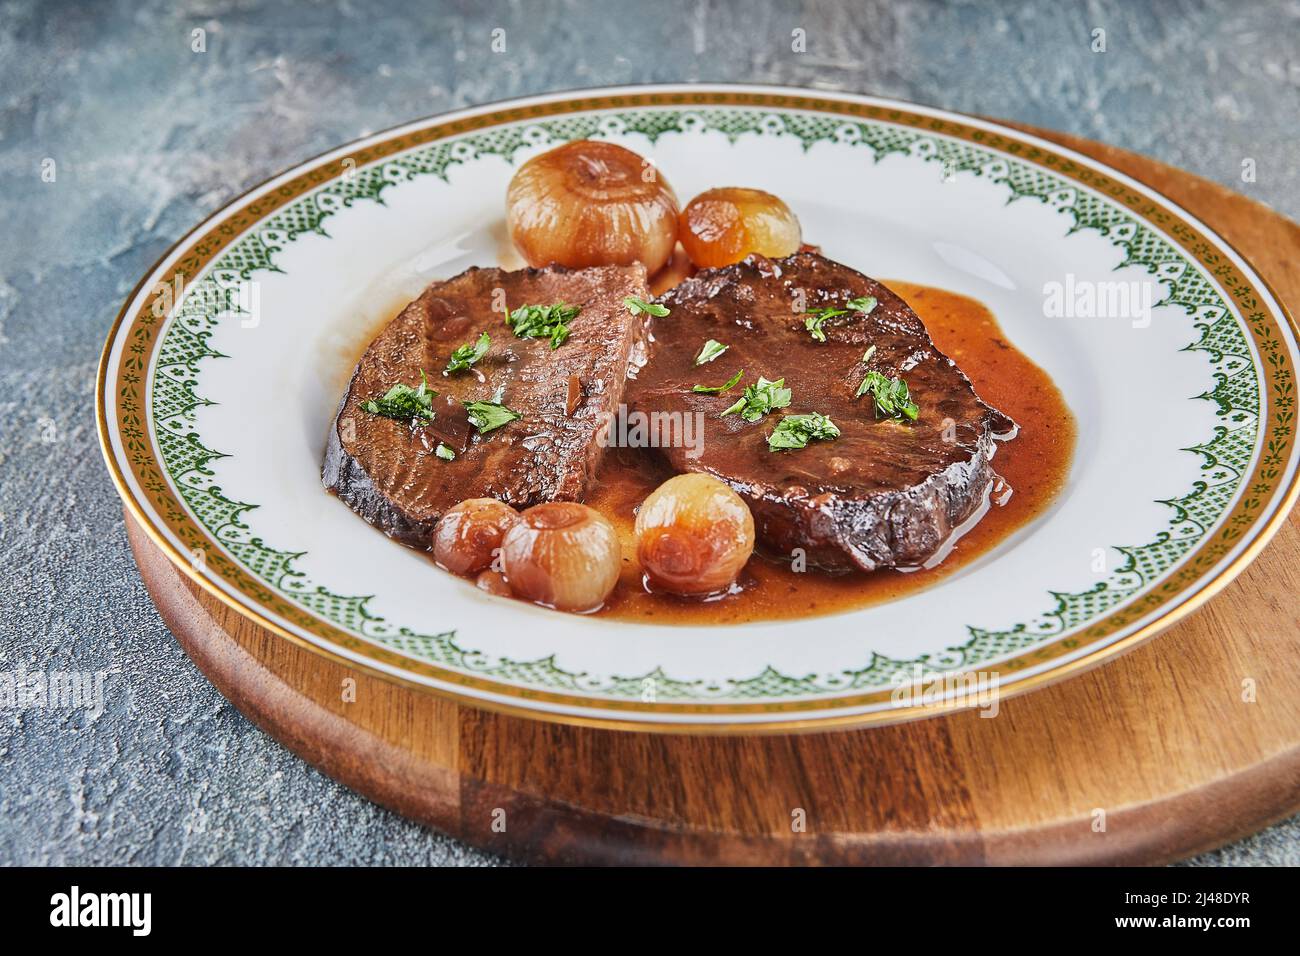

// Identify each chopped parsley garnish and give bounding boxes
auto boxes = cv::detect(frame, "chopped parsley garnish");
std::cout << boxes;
[721,376,791,422]
[360,371,435,424]
[692,369,743,394]
[802,310,839,342]
[624,296,669,317]
[803,295,878,343]
[506,303,580,349]
[444,332,490,374]
[856,370,919,421]
[434,443,456,461]
[694,339,729,366]
[768,413,841,451]
[463,399,521,434]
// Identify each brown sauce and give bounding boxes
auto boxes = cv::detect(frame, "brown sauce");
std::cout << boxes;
[590,280,1076,623]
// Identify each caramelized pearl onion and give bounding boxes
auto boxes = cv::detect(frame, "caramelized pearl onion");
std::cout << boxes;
[635,473,756,596]
[507,140,680,273]
[678,187,802,268]
[432,498,520,575]
[500,502,622,612]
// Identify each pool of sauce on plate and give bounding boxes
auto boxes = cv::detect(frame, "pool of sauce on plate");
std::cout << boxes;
[591,280,1076,623]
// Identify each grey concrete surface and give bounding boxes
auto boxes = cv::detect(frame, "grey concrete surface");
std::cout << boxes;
[1,0,1296,866]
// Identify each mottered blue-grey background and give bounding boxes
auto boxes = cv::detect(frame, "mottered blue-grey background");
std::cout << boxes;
[1,0,1297,865]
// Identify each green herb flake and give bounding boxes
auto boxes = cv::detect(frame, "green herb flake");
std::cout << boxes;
[623,296,670,317]
[506,303,580,350]
[434,443,456,461]
[803,295,878,343]
[692,369,743,394]
[463,399,522,435]
[767,413,841,452]
[803,308,844,343]
[360,370,436,424]
[855,370,919,421]
[721,376,792,422]
[694,339,729,366]
[444,332,491,374]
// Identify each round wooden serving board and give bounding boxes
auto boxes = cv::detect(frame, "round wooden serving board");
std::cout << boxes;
[125,122,1300,866]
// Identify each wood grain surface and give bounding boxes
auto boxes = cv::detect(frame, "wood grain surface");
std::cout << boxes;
[124,123,1300,865]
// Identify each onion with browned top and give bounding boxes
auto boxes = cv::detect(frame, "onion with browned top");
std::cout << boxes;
[500,502,622,612]
[678,186,802,268]
[635,473,755,596]
[506,140,679,273]
[433,498,520,575]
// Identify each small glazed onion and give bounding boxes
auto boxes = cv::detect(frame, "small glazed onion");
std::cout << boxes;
[500,502,622,612]
[433,498,520,575]
[506,140,679,274]
[635,473,756,596]
[678,187,802,268]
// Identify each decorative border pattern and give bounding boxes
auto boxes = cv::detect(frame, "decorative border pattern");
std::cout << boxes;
[150,107,1257,700]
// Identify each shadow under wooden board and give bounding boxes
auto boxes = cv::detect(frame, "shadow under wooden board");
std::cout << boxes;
[124,122,1300,866]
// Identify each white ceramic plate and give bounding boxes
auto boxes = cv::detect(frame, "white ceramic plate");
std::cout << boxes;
[98,85,1299,732]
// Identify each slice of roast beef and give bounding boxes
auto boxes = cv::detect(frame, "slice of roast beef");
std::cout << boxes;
[627,251,1017,572]
[324,263,649,547]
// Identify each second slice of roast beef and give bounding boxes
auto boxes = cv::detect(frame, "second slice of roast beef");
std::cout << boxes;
[628,252,1017,572]
[324,263,648,546]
